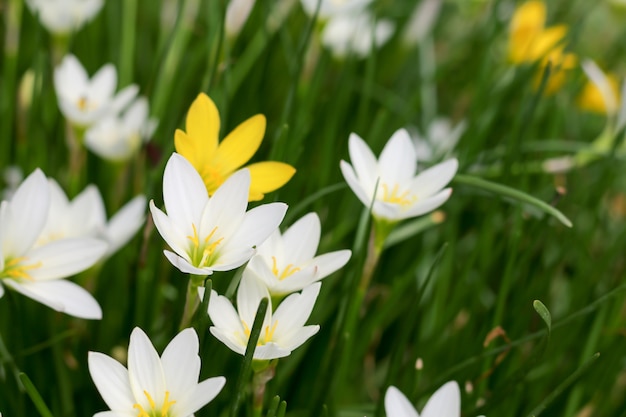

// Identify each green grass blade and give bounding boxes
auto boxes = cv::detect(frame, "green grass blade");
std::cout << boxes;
[19,372,54,417]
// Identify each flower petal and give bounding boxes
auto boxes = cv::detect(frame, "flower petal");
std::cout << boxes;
[311,250,351,280]
[177,376,226,416]
[149,201,190,260]
[27,238,108,281]
[347,132,379,194]
[408,158,458,198]
[378,129,417,183]
[420,381,460,417]
[237,272,272,330]
[209,327,246,355]
[340,160,373,209]
[245,161,296,201]
[272,283,320,337]
[282,212,320,264]
[399,188,452,220]
[163,250,212,275]
[89,64,117,102]
[162,153,208,231]
[184,93,219,156]
[127,328,166,409]
[88,351,135,411]
[161,328,201,408]
[4,279,102,319]
[215,114,266,173]
[222,203,287,254]
[253,343,291,360]
[384,386,419,417]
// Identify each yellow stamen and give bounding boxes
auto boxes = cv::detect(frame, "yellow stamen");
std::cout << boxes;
[242,320,279,345]
[77,96,89,110]
[187,225,224,268]
[381,183,416,207]
[264,321,279,341]
[271,256,301,280]
[2,257,42,280]
[186,224,200,248]
[132,390,176,417]
[161,391,176,415]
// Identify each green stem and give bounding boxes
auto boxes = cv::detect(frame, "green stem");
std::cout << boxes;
[179,275,206,330]
[252,361,277,417]
[119,0,137,87]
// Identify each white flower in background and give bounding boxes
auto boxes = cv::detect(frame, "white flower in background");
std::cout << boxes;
[385,382,484,417]
[410,118,467,162]
[89,327,226,417]
[38,179,146,259]
[321,12,395,58]
[2,166,23,201]
[85,96,158,162]
[402,0,442,45]
[0,169,107,319]
[150,153,287,275]
[208,271,321,360]
[340,128,458,221]
[54,54,139,128]
[225,0,256,37]
[300,0,373,20]
[246,212,351,296]
[26,0,103,35]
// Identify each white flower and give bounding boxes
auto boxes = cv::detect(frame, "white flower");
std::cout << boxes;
[85,96,158,162]
[340,128,458,221]
[38,179,146,259]
[150,153,287,275]
[54,54,139,128]
[401,0,442,45]
[208,271,321,360]
[321,12,395,58]
[581,59,626,132]
[385,382,484,417]
[300,0,373,19]
[89,327,226,417]
[246,212,351,296]
[0,169,107,319]
[410,118,466,162]
[26,0,103,35]
[225,0,256,37]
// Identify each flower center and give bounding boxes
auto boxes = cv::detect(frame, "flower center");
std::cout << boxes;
[380,183,416,207]
[1,257,42,280]
[133,390,176,417]
[200,166,225,196]
[271,257,300,281]
[186,224,224,268]
[242,320,279,345]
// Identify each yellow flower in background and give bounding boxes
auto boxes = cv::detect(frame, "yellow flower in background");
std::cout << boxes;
[534,48,577,94]
[578,71,621,114]
[175,93,296,201]
[508,0,548,63]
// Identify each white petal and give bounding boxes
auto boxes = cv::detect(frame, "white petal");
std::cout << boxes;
[408,159,458,198]
[89,64,117,103]
[340,160,374,209]
[149,201,191,260]
[200,169,250,239]
[275,325,319,353]
[127,328,166,409]
[311,250,351,280]
[222,203,287,252]
[110,85,139,114]
[399,188,452,220]
[162,154,208,231]
[582,59,618,115]
[237,272,271,330]
[3,169,49,257]
[207,290,245,333]
[70,185,107,236]
[379,129,417,183]
[4,279,102,319]
[282,212,320,264]
[348,132,379,194]
[372,200,404,221]
[104,195,146,256]
[245,256,281,291]
[161,328,200,408]
[93,411,135,417]
[385,386,419,417]
[0,283,4,298]
[420,381,460,417]
[264,266,318,296]
[27,238,108,281]
[88,352,135,411]
[209,247,256,271]
[163,250,212,275]
[253,343,291,360]
[209,327,246,355]
[272,283,320,343]
[175,376,226,416]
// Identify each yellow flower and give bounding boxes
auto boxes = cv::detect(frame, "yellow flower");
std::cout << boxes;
[508,0,547,63]
[175,93,296,201]
[578,72,621,114]
[534,48,577,94]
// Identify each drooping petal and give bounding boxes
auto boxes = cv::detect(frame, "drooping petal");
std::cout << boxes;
[163,250,211,275]
[420,381,460,417]
[384,386,419,417]
[184,93,220,156]
[88,352,135,411]
[408,158,458,198]
[127,328,167,410]
[4,279,102,319]
[281,212,320,264]
[161,328,201,408]
[27,238,108,281]
[245,161,296,201]
[162,153,208,231]
[378,129,417,183]
[215,114,266,173]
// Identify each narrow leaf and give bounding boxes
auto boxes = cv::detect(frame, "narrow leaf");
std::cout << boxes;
[19,372,54,417]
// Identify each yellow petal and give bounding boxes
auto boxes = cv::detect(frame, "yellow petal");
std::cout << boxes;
[175,129,203,167]
[246,161,296,201]
[215,114,266,173]
[185,93,220,156]
[509,0,546,63]
[578,74,621,114]
[528,25,568,60]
